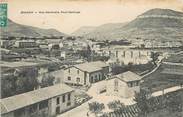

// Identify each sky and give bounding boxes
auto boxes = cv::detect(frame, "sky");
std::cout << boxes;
[7,0,183,34]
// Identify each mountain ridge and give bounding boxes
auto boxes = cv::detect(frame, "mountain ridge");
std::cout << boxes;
[78,8,183,41]
[0,19,66,38]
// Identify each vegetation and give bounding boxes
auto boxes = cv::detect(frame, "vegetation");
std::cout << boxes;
[88,102,105,114]
[107,100,125,111]
[40,74,55,88]
[91,55,110,62]
[111,62,155,75]
[134,89,151,117]
[1,68,39,98]
[150,52,160,65]
[77,45,92,61]
[109,40,131,45]
[134,89,183,117]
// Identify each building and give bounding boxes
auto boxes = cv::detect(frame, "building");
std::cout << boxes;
[0,48,24,61]
[106,71,141,98]
[106,48,152,65]
[13,40,38,48]
[1,84,75,117]
[63,61,109,86]
[0,40,13,48]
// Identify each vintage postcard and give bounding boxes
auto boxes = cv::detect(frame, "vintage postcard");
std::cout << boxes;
[0,0,183,117]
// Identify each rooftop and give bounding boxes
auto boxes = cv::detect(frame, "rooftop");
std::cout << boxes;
[73,61,109,73]
[110,71,141,82]
[0,84,73,114]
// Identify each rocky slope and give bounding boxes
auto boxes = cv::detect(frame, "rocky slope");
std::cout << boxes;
[82,8,183,41]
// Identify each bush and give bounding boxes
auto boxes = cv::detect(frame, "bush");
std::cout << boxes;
[88,102,105,114]
[107,100,125,111]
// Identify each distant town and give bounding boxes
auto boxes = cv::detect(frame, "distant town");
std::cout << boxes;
[1,8,183,117]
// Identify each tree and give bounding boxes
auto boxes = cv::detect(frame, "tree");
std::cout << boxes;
[107,100,125,111]
[150,52,159,65]
[40,74,55,88]
[88,102,105,114]
[15,68,39,94]
[134,89,151,117]
[1,77,16,98]
[166,94,183,112]
[77,45,92,61]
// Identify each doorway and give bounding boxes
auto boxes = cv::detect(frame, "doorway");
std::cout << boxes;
[56,106,60,115]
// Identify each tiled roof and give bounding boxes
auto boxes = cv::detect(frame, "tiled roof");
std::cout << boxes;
[73,61,109,73]
[0,84,73,114]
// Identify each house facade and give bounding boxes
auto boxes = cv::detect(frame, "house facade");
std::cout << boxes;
[63,61,109,86]
[1,84,75,117]
[14,40,38,48]
[106,71,141,98]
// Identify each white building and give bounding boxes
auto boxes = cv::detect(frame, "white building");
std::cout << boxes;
[63,61,109,86]
[106,49,152,65]
[13,40,38,48]
[1,84,75,117]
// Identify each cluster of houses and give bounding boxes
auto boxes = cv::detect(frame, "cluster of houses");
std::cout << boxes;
[1,35,182,117]
[1,60,143,117]
[132,39,183,48]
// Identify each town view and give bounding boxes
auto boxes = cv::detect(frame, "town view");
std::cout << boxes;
[1,0,183,117]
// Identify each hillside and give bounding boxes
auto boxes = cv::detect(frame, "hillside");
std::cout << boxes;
[73,23,128,40]
[83,8,183,41]
[72,26,96,36]
[0,19,65,38]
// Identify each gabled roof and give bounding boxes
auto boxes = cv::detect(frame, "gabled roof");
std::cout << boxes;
[0,84,73,114]
[109,71,141,82]
[73,61,109,73]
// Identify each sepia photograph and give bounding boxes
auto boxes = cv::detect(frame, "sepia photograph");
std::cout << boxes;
[0,0,183,117]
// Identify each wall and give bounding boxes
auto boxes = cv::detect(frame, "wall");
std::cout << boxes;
[49,91,75,116]
[64,67,88,85]
[1,112,14,117]
[109,49,152,65]
[89,71,103,83]
[106,78,139,98]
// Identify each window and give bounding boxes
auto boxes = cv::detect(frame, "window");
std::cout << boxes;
[136,81,139,86]
[62,95,65,103]
[68,69,70,73]
[68,76,71,81]
[98,74,101,80]
[76,77,80,83]
[39,100,48,110]
[128,82,133,87]
[77,70,79,74]
[114,79,118,92]
[67,102,71,106]
[29,104,37,113]
[56,97,60,105]
[90,76,93,83]
[56,106,60,115]
[14,108,25,117]
[68,93,71,101]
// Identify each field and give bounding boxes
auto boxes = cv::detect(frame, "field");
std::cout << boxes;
[141,64,183,92]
